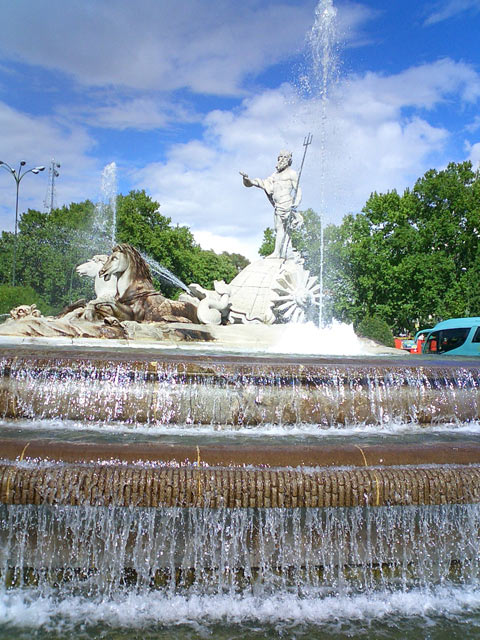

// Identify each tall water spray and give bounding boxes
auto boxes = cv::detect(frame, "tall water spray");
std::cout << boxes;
[102,162,118,247]
[91,162,118,253]
[306,0,339,327]
[101,161,118,248]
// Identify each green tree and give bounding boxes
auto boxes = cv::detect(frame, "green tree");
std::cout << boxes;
[0,201,98,311]
[221,252,250,274]
[331,161,480,332]
[189,250,238,289]
[356,315,395,347]
[259,227,275,257]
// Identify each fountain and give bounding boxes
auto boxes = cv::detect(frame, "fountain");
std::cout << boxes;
[2,3,480,639]
[2,340,480,636]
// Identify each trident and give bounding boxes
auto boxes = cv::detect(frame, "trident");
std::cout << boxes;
[281,133,313,258]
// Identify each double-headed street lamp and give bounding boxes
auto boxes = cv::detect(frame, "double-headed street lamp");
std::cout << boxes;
[0,160,45,286]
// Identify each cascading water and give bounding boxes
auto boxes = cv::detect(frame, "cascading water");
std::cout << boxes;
[2,503,480,594]
[2,346,480,637]
[2,355,480,428]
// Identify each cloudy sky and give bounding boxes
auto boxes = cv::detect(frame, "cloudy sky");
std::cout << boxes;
[1,0,480,260]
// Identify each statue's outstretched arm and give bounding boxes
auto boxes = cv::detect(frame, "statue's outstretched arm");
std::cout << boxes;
[239,171,263,189]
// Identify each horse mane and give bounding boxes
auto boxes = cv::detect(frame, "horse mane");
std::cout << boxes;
[113,243,153,286]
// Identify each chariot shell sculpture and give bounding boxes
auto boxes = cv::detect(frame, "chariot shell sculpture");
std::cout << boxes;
[272,264,320,323]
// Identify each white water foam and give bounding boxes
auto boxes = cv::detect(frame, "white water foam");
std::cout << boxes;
[269,321,384,355]
[3,417,480,440]
[2,586,480,632]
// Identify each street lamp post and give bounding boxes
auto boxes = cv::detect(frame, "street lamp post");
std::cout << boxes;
[0,160,45,286]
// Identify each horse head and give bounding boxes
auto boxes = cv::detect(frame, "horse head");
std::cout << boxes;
[99,247,128,282]
[76,255,109,278]
[99,244,153,285]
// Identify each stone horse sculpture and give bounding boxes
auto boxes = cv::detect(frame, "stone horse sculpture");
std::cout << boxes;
[76,255,118,300]
[0,245,209,341]
[96,243,199,324]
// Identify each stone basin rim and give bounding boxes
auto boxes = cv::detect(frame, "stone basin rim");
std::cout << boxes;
[1,462,479,509]
[2,438,480,469]
[0,341,476,369]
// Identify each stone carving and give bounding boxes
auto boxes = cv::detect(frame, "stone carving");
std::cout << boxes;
[0,305,126,339]
[181,282,231,326]
[0,309,211,341]
[183,151,320,326]
[0,244,210,341]
[95,244,199,324]
[76,254,117,300]
[272,263,321,323]
[9,304,42,320]
[185,258,319,326]
[241,150,303,259]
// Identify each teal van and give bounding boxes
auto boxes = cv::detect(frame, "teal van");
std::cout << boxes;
[414,318,480,356]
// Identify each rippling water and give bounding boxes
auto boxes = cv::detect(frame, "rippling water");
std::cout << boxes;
[2,416,480,447]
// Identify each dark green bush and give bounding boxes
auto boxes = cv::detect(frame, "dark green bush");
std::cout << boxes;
[0,285,51,317]
[356,315,395,347]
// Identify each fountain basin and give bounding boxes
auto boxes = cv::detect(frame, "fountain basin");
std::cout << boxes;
[1,340,480,596]
[1,345,480,426]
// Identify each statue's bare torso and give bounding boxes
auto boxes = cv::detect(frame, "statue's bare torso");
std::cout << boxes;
[241,151,302,258]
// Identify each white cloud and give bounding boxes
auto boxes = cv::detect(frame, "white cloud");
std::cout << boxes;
[0,1,380,98]
[336,1,380,47]
[466,115,480,133]
[130,58,478,258]
[424,0,480,25]
[58,97,197,131]
[0,101,100,231]
[465,141,480,168]
[194,230,263,262]
[343,59,480,112]
[0,1,314,95]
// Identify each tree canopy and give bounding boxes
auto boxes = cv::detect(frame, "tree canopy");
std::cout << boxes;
[330,161,480,332]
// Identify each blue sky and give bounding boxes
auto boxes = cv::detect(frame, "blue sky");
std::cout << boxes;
[1,0,480,260]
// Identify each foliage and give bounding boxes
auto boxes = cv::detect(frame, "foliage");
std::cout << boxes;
[221,252,250,274]
[189,250,238,289]
[0,201,98,312]
[0,284,51,316]
[0,190,245,313]
[259,228,275,257]
[328,162,480,333]
[355,315,395,348]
